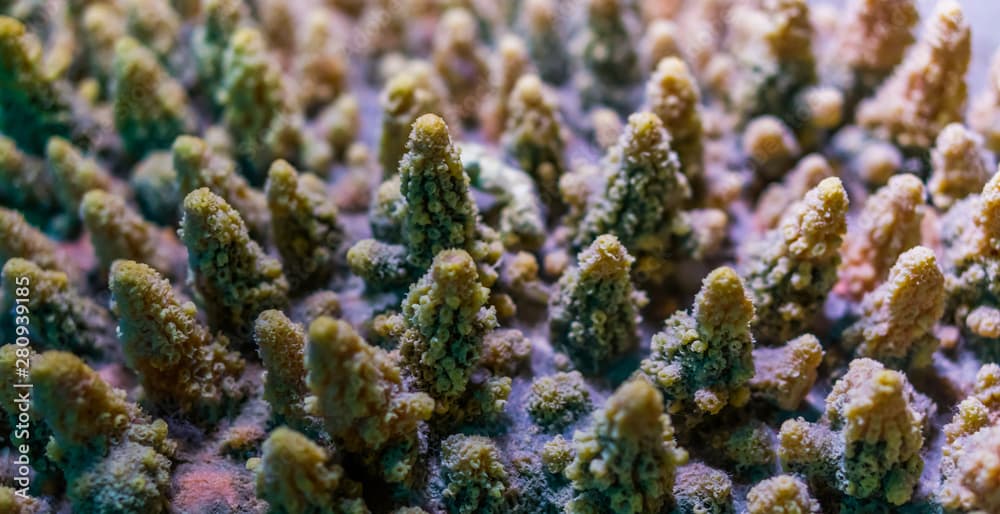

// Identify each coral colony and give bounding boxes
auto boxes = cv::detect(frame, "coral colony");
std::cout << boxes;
[8,0,1000,512]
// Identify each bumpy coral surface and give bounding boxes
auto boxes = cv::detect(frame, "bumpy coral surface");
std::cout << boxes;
[255,427,367,514]
[742,177,849,343]
[110,259,246,420]
[265,159,343,291]
[672,463,733,514]
[746,474,820,514]
[252,310,311,430]
[307,315,433,484]
[503,75,567,208]
[645,57,704,200]
[550,234,638,374]
[929,123,992,211]
[641,266,755,422]
[565,378,686,513]
[574,111,708,284]
[439,434,510,514]
[180,187,289,342]
[779,358,927,505]
[938,364,1000,512]
[398,114,493,271]
[525,371,591,431]
[5,1,1000,512]
[80,189,175,277]
[942,171,1000,359]
[31,351,176,513]
[1,258,113,356]
[400,249,496,412]
[842,246,945,370]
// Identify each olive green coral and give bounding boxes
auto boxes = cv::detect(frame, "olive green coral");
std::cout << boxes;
[32,351,134,460]
[432,8,490,124]
[256,427,368,514]
[565,378,686,514]
[346,239,410,290]
[641,266,755,422]
[0,16,72,154]
[525,371,591,431]
[1,258,113,356]
[0,134,57,222]
[377,62,453,176]
[483,34,530,139]
[191,0,245,99]
[0,207,77,280]
[574,112,698,283]
[220,27,304,183]
[0,344,58,492]
[778,358,926,505]
[253,310,312,431]
[709,421,777,474]
[369,174,405,242]
[479,328,532,377]
[440,434,511,514]
[112,36,190,158]
[842,246,945,370]
[742,177,849,343]
[123,0,180,58]
[80,4,125,93]
[523,0,570,86]
[399,249,496,411]
[460,142,546,252]
[578,0,640,113]
[0,486,44,514]
[32,351,175,514]
[356,114,502,289]
[46,136,118,234]
[644,57,704,200]
[399,113,494,271]
[173,134,270,242]
[180,188,289,341]
[80,189,174,277]
[307,316,433,484]
[265,159,344,292]
[549,234,638,375]
[110,259,246,420]
[502,74,567,208]
[68,437,175,514]
[451,374,512,426]
[129,151,179,226]
[541,436,574,475]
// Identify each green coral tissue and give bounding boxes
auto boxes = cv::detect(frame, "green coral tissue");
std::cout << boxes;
[4,1,1000,512]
